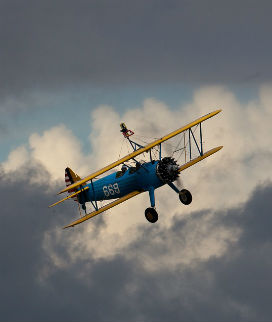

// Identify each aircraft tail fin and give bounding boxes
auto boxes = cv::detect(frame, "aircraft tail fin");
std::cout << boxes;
[65,167,82,201]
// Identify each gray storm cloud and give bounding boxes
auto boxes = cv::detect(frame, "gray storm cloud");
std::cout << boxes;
[1,0,272,104]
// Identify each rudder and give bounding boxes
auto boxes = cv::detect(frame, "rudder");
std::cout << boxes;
[65,167,82,201]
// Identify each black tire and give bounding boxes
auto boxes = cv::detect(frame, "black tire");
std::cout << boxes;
[145,207,158,223]
[179,189,192,205]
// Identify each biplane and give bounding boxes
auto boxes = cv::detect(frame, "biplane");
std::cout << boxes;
[49,109,222,228]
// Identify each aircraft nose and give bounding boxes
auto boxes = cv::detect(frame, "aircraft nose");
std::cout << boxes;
[167,164,179,173]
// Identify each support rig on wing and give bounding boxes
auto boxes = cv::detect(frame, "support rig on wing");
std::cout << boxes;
[120,123,192,223]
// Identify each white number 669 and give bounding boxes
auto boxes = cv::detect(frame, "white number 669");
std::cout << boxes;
[103,183,120,197]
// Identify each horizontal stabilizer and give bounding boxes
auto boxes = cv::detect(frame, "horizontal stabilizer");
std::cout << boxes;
[63,190,142,229]
[49,186,89,208]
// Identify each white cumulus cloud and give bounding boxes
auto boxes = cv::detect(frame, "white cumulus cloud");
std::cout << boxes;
[2,85,272,272]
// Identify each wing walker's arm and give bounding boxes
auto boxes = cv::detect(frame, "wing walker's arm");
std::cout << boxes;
[58,109,222,195]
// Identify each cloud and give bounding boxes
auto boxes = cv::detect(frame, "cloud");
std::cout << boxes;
[1,84,272,320]
[1,160,272,321]
[2,124,94,185]
[2,145,30,172]
[28,124,93,180]
[2,85,272,265]
[47,182,272,322]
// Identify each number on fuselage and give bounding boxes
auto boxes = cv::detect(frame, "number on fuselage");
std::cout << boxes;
[103,183,120,197]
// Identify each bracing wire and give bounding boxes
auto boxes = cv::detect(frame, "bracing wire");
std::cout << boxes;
[118,137,126,160]
[175,125,200,163]
[171,131,186,158]
[120,124,201,165]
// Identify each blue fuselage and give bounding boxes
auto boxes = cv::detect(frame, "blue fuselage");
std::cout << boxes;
[80,161,164,203]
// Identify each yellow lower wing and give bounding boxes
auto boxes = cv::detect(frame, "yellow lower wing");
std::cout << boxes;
[178,146,223,173]
[63,190,142,229]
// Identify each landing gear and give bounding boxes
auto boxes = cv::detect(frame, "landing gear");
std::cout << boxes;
[179,189,192,205]
[167,182,192,206]
[145,207,158,223]
[145,187,158,223]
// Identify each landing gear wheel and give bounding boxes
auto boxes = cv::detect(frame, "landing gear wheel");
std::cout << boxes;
[179,189,192,205]
[145,207,158,223]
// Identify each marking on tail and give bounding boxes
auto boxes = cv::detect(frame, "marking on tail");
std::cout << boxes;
[65,167,81,201]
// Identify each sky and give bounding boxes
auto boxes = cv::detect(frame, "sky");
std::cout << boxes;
[1,1,272,321]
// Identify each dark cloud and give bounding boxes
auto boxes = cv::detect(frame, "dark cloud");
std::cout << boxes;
[1,161,272,321]
[0,0,272,101]
[111,183,272,322]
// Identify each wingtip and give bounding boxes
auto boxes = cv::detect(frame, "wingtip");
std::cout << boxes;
[213,145,223,152]
[62,224,73,229]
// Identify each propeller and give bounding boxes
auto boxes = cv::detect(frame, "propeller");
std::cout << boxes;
[156,157,179,183]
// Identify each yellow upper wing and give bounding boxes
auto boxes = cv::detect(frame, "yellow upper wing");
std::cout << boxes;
[59,109,222,194]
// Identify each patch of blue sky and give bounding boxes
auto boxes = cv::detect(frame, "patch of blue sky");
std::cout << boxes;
[228,84,259,103]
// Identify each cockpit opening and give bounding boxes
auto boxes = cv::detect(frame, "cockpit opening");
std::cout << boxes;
[116,165,128,178]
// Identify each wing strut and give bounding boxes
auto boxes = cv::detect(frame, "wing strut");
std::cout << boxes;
[178,146,223,173]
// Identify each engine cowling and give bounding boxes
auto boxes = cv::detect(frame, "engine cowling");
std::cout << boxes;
[156,157,179,183]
